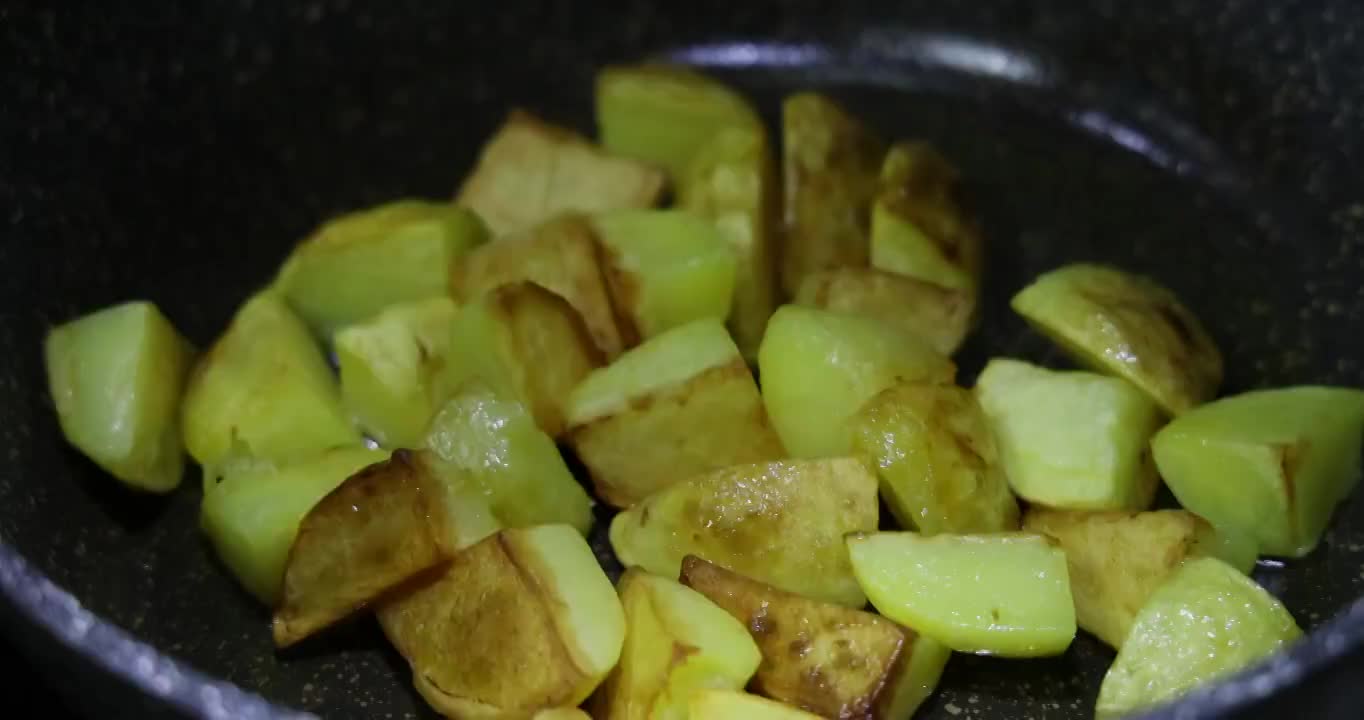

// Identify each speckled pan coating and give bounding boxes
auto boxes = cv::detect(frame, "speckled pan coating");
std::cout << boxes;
[1,2,1362,719]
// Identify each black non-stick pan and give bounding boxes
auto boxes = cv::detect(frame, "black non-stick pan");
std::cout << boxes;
[3,2,1363,718]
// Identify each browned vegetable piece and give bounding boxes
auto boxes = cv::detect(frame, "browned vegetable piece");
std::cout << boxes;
[794,267,973,356]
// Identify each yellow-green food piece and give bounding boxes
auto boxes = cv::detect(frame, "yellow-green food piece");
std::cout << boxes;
[1095,557,1301,720]
[869,142,981,293]
[200,446,388,604]
[851,383,1019,535]
[678,125,780,361]
[848,532,1076,657]
[274,200,486,338]
[334,297,456,449]
[975,358,1162,511]
[181,293,360,480]
[1011,263,1223,415]
[590,209,738,339]
[757,305,956,459]
[1152,386,1364,557]
[689,690,823,720]
[794,267,973,356]
[780,92,885,297]
[45,301,195,492]
[595,64,762,182]
[425,383,593,535]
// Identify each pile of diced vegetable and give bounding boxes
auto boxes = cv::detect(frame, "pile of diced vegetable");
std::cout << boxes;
[43,65,1364,720]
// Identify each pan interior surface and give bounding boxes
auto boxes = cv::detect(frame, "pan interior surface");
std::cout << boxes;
[2,21,1361,720]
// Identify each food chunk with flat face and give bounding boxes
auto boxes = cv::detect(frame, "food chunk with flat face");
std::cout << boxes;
[681,557,950,720]
[610,457,879,608]
[851,383,1019,535]
[975,358,1163,511]
[795,267,972,355]
[565,319,784,507]
[457,111,665,235]
[689,690,824,720]
[45,301,195,492]
[1152,385,1364,557]
[377,525,625,719]
[1011,263,1223,415]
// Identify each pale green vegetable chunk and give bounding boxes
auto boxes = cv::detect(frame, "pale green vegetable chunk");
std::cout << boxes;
[274,200,487,338]
[847,532,1076,657]
[45,301,195,492]
[1152,386,1364,557]
[595,64,762,182]
[181,293,359,480]
[590,209,738,339]
[335,297,457,449]
[851,383,1019,535]
[975,358,1162,511]
[758,305,956,459]
[1011,263,1222,415]
[1095,557,1301,720]
[425,383,594,535]
[200,446,388,604]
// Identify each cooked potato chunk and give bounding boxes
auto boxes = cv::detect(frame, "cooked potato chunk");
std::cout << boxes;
[565,319,784,507]
[848,532,1076,657]
[1152,386,1364,557]
[378,525,625,718]
[45,301,194,492]
[689,690,823,720]
[200,446,388,604]
[758,305,956,459]
[780,92,885,297]
[534,710,592,720]
[681,556,950,719]
[678,125,780,360]
[273,450,481,647]
[335,297,456,449]
[456,111,665,235]
[794,267,972,356]
[181,293,359,480]
[611,458,879,607]
[590,209,738,339]
[446,281,603,437]
[274,200,486,338]
[1023,508,1254,649]
[595,64,762,182]
[592,570,762,720]
[869,142,982,295]
[1095,558,1301,720]
[452,214,631,359]
[1011,263,1223,415]
[975,358,1162,511]
[851,383,1019,535]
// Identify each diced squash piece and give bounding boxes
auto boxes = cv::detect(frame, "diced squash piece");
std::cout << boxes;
[274,200,486,338]
[425,383,594,535]
[1011,263,1222,415]
[590,209,738,339]
[45,301,194,492]
[610,458,879,608]
[592,570,762,720]
[678,125,780,360]
[335,297,456,449]
[689,690,823,720]
[780,92,885,297]
[181,293,359,479]
[681,557,949,719]
[851,383,1019,535]
[795,267,972,356]
[378,525,625,718]
[452,214,631,359]
[848,532,1076,657]
[456,111,665,235]
[757,305,955,459]
[1095,558,1301,720]
[565,319,784,507]
[200,446,388,604]
[445,281,603,437]
[1152,386,1364,557]
[975,358,1162,511]
[534,710,591,720]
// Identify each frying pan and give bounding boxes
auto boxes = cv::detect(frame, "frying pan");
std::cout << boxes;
[2,1,1362,718]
